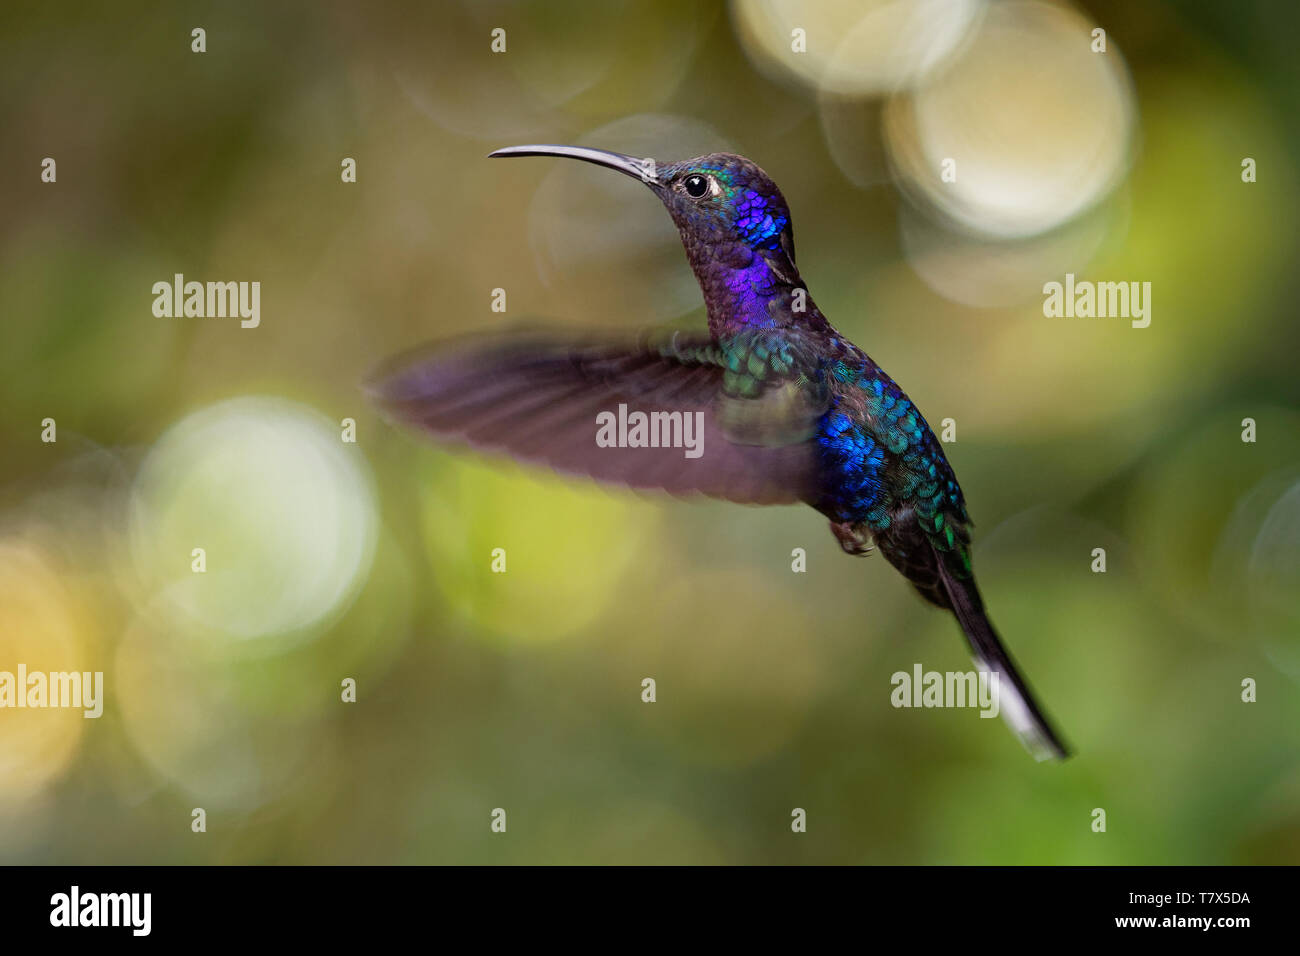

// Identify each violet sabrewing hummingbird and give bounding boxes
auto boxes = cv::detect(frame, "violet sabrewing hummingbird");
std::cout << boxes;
[369,145,1070,761]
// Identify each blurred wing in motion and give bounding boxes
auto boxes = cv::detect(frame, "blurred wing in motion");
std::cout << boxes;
[365,330,828,505]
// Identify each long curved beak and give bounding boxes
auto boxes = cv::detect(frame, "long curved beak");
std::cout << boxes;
[489,144,660,186]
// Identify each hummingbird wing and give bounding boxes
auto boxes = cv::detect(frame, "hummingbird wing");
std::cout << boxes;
[365,329,828,505]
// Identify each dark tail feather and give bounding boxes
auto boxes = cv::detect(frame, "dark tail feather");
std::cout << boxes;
[936,553,1070,761]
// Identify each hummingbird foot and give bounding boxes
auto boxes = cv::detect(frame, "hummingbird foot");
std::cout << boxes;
[830,520,874,556]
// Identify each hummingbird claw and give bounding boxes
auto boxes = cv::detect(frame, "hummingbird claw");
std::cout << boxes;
[830,520,874,556]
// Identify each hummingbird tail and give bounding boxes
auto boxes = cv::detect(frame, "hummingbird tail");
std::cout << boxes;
[936,555,1071,762]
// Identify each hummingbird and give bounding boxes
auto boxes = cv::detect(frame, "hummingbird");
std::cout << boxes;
[369,145,1070,761]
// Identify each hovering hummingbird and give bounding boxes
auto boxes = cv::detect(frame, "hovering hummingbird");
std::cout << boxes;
[369,145,1070,760]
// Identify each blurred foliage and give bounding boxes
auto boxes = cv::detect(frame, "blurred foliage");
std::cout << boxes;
[0,0,1297,864]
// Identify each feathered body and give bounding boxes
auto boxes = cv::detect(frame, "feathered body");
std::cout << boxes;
[635,156,978,617]
[370,147,1068,760]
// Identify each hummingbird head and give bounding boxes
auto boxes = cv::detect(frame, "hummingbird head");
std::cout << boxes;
[490,145,806,315]
[654,152,800,278]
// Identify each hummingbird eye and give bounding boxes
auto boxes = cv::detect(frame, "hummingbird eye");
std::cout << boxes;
[682,174,711,199]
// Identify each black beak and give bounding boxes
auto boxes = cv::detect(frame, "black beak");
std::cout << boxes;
[489,144,661,186]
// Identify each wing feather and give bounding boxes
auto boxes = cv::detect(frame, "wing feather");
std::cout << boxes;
[366,331,823,505]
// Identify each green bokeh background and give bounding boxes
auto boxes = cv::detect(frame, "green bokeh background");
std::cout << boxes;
[0,0,1297,864]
